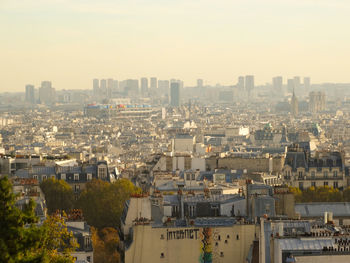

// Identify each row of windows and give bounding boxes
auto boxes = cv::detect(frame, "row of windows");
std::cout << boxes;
[33,174,93,181]
[296,170,339,178]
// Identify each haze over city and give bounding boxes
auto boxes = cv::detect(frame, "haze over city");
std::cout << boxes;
[4,1,350,263]
[2,0,350,91]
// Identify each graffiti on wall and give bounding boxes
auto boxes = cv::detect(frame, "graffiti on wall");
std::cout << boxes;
[199,227,212,263]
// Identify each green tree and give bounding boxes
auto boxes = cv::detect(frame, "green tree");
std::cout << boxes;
[38,213,79,262]
[0,176,41,262]
[77,179,141,229]
[40,178,74,214]
[0,176,77,263]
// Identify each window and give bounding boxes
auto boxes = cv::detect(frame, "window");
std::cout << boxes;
[85,237,91,248]
[191,173,195,180]
[298,171,303,179]
[61,174,66,180]
[236,234,239,240]
[220,252,224,257]
[311,182,316,188]
[87,173,92,180]
[42,175,47,180]
[160,253,164,258]
[87,256,91,262]
[324,171,328,178]
[186,174,190,180]
[334,182,339,189]
[33,175,38,180]
[74,185,80,193]
[311,171,316,178]
[324,181,328,186]
[333,171,338,177]
[160,234,164,240]
[98,166,107,179]
[74,174,79,181]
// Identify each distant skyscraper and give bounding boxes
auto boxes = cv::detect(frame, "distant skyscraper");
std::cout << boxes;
[93,79,99,96]
[125,79,139,96]
[100,79,107,98]
[150,77,157,91]
[237,76,244,90]
[158,80,170,98]
[272,76,283,94]
[197,79,203,89]
[39,81,55,105]
[112,80,119,92]
[304,77,310,90]
[245,75,254,95]
[170,82,180,107]
[141,78,148,96]
[107,78,113,98]
[25,84,35,104]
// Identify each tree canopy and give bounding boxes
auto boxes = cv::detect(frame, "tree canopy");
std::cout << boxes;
[0,176,77,263]
[290,186,348,203]
[77,178,141,229]
[92,227,120,263]
[40,178,75,214]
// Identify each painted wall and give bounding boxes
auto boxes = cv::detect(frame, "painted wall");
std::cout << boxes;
[125,224,257,263]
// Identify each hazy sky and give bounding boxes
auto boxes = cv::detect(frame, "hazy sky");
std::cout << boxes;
[1,0,350,91]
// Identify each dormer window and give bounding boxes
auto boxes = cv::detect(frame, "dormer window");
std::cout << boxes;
[87,173,92,180]
[61,174,66,180]
[74,174,79,181]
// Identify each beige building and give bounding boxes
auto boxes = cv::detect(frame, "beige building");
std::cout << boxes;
[125,223,258,263]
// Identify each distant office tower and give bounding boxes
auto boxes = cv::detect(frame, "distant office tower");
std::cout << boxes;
[291,89,298,116]
[112,80,119,92]
[272,76,283,95]
[107,78,113,98]
[245,75,254,95]
[39,81,55,105]
[140,78,148,96]
[197,79,203,89]
[309,91,325,113]
[170,82,180,107]
[93,79,99,96]
[171,79,184,90]
[150,77,157,91]
[237,76,244,90]
[25,84,35,104]
[125,79,139,96]
[158,80,170,95]
[287,79,295,92]
[158,80,170,89]
[100,79,107,98]
[304,77,311,90]
[294,76,301,90]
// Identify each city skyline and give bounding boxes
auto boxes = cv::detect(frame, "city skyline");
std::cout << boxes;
[1,0,350,91]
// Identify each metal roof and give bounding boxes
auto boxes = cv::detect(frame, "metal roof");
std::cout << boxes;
[295,203,350,217]
[277,238,333,251]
